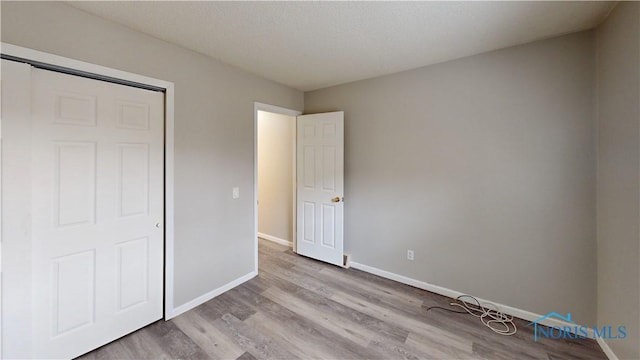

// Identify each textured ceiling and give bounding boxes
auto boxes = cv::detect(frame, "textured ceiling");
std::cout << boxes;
[67,1,615,91]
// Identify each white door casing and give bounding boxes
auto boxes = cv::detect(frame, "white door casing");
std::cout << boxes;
[29,68,164,358]
[1,59,35,359]
[296,111,344,266]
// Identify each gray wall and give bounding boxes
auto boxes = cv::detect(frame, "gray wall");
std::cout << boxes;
[306,32,597,323]
[595,2,640,358]
[1,1,303,308]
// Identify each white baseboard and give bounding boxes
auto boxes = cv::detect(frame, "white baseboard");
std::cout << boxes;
[349,262,595,338]
[258,232,292,247]
[596,338,620,360]
[168,270,257,319]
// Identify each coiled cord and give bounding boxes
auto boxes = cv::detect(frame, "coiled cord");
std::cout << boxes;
[425,294,517,336]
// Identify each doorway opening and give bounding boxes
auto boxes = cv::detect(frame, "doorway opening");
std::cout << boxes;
[253,103,301,271]
[254,104,346,270]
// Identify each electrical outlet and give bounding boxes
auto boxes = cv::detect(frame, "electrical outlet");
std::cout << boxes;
[232,187,240,199]
[407,250,414,261]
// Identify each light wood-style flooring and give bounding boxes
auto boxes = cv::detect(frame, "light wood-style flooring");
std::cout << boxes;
[79,239,606,359]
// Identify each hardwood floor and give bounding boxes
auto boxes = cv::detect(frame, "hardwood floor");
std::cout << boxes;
[79,239,607,359]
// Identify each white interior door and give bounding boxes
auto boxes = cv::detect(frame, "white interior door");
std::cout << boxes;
[296,111,344,266]
[28,68,164,358]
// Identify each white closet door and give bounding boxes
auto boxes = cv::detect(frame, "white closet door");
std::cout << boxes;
[296,111,344,266]
[30,68,164,359]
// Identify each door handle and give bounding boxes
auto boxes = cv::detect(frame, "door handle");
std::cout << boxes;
[331,197,341,203]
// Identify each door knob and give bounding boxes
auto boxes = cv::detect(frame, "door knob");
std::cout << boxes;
[156,222,161,228]
[331,197,341,203]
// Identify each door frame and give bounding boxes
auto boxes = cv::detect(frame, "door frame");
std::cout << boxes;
[253,102,301,270]
[0,43,176,356]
